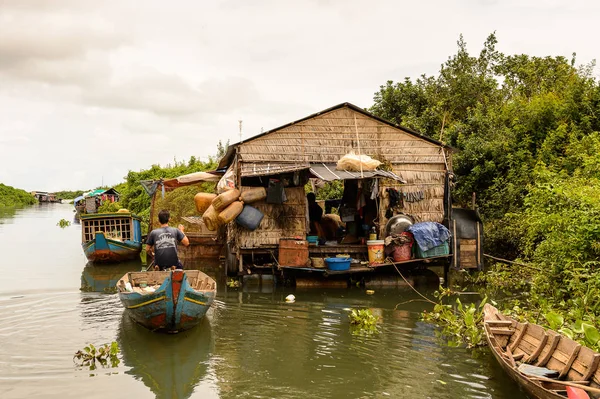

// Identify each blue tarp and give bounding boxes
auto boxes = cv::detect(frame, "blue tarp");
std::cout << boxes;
[73,195,84,206]
[408,222,451,252]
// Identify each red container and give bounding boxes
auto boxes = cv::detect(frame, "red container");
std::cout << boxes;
[278,238,309,267]
[392,232,413,262]
[393,244,412,261]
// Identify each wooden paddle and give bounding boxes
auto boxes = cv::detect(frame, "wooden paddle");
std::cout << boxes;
[145,260,155,271]
[530,375,600,395]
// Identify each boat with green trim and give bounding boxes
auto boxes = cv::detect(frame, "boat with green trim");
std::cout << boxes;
[80,210,143,262]
[117,270,216,333]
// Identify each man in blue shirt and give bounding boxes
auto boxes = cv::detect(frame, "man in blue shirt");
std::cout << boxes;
[146,209,190,270]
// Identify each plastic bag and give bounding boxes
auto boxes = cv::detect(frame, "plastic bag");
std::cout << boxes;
[336,151,381,171]
[217,165,236,194]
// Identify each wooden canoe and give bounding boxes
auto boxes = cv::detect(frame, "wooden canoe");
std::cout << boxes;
[484,304,600,399]
[117,270,216,333]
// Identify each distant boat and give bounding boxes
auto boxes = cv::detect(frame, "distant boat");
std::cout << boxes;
[80,210,142,262]
[117,270,216,333]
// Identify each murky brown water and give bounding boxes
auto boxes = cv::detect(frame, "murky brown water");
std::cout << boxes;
[0,204,527,398]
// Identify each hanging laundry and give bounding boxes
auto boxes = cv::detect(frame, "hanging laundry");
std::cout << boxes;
[370,179,379,200]
[385,188,401,219]
[403,190,425,203]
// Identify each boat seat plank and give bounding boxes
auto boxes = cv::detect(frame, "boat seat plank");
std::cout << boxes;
[490,328,515,336]
[485,320,514,326]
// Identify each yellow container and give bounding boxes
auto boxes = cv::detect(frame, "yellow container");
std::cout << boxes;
[240,187,267,204]
[217,201,243,224]
[194,193,217,214]
[202,205,220,231]
[212,189,241,211]
[367,240,385,265]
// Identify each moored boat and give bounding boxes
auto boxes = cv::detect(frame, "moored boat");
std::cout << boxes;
[483,303,600,398]
[80,211,142,262]
[117,270,216,333]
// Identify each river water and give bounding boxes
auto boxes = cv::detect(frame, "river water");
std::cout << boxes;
[0,203,526,398]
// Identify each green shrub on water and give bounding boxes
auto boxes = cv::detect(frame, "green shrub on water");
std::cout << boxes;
[226,278,240,288]
[57,219,71,228]
[422,287,488,348]
[348,308,379,335]
[74,342,120,370]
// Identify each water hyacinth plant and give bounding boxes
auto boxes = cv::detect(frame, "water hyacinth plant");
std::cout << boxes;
[73,342,120,370]
[348,308,379,335]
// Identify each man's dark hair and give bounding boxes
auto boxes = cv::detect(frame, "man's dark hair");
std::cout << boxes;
[158,209,170,224]
[307,192,316,202]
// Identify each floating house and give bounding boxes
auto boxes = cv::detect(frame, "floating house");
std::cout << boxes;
[31,191,60,203]
[80,188,120,214]
[145,103,483,284]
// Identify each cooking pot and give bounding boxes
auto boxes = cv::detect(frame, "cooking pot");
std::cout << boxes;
[384,214,414,237]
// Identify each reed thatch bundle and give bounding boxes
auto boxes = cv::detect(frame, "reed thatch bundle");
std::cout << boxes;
[236,107,447,166]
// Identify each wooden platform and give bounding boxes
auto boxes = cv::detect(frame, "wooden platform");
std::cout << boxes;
[280,255,452,276]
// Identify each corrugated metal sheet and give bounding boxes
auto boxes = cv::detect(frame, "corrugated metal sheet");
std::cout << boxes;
[309,163,406,183]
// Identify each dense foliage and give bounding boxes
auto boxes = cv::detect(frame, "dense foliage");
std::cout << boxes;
[0,183,37,207]
[371,33,600,347]
[54,190,86,200]
[109,141,228,232]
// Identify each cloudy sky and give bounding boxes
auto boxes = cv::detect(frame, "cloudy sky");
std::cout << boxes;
[1,0,598,192]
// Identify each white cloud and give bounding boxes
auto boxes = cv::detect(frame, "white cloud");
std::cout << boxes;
[0,0,598,191]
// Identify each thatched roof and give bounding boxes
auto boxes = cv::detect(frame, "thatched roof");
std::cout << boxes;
[217,102,451,170]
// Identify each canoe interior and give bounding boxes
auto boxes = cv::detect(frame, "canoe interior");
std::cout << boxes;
[118,270,216,294]
[484,304,600,398]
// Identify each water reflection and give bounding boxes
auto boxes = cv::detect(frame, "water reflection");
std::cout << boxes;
[81,261,144,292]
[0,206,18,224]
[118,313,214,399]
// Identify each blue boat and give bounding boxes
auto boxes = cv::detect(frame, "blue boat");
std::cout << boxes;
[117,270,216,333]
[80,211,143,262]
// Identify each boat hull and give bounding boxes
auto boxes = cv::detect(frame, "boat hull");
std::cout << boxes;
[118,270,215,333]
[484,304,600,399]
[487,334,566,399]
[83,232,142,262]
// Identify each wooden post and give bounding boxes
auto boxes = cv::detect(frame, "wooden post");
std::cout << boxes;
[471,192,476,210]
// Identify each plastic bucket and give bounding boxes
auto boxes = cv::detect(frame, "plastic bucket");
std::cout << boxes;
[367,240,385,265]
[324,257,351,271]
[392,244,412,261]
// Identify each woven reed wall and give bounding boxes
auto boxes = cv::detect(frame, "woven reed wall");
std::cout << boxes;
[233,186,307,248]
[237,107,446,165]
[377,162,446,232]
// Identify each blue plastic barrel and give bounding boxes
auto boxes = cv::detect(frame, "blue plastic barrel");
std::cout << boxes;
[236,205,264,230]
